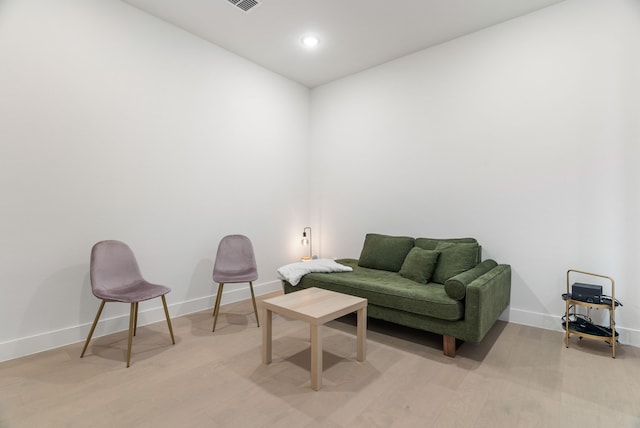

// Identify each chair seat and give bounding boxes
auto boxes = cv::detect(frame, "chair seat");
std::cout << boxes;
[213,272,258,283]
[94,281,171,303]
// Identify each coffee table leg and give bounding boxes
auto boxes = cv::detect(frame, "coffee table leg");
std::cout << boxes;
[310,323,322,391]
[262,308,272,364]
[357,306,367,361]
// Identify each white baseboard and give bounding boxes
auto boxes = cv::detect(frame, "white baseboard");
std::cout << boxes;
[0,280,283,363]
[507,307,640,349]
[3,290,637,363]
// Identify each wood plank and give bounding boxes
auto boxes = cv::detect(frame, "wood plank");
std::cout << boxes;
[2,292,639,428]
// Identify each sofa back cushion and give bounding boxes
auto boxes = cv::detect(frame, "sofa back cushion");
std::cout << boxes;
[398,247,441,284]
[358,233,415,272]
[415,237,480,260]
[430,241,481,284]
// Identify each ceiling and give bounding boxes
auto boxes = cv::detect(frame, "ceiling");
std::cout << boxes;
[123,0,566,88]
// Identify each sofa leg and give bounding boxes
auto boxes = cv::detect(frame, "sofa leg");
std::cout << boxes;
[443,335,456,357]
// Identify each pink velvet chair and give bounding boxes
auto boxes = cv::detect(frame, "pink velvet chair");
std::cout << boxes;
[80,240,175,367]
[212,235,260,332]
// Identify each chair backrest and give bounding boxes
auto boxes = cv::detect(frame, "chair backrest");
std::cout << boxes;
[213,235,258,283]
[90,240,143,297]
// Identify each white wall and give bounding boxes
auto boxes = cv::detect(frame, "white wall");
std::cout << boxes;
[2,0,639,363]
[310,0,640,345]
[0,0,310,361]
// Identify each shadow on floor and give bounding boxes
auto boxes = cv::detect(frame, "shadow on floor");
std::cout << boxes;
[328,313,507,363]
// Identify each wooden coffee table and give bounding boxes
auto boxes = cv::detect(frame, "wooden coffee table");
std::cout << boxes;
[261,287,367,391]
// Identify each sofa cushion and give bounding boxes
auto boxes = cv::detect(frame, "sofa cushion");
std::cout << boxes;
[415,237,481,264]
[358,233,415,272]
[415,237,478,248]
[444,259,498,300]
[298,259,464,321]
[431,242,480,284]
[398,247,440,284]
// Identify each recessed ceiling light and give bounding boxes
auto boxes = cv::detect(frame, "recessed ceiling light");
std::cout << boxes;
[301,35,320,48]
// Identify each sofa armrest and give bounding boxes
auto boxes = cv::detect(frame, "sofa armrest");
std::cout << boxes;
[462,264,511,342]
[444,259,498,300]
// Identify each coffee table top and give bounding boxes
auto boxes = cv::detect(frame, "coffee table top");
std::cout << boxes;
[262,287,367,325]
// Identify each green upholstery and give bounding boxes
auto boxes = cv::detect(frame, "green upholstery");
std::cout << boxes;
[415,237,478,249]
[398,248,440,284]
[463,264,512,342]
[292,259,463,321]
[357,233,415,272]
[415,237,482,264]
[431,242,480,284]
[282,235,512,348]
[444,259,498,300]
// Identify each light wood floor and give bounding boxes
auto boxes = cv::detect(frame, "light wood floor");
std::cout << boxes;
[1,292,639,428]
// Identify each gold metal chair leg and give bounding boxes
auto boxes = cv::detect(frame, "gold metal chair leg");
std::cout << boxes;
[161,295,175,344]
[133,301,139,336]
[212,283,223,317]
[212,283,224,332]
[126,303,135,368]
[80,300,106,358]
[249,281,260,328]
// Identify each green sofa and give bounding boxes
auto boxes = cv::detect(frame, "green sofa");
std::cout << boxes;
[282,234,511,357]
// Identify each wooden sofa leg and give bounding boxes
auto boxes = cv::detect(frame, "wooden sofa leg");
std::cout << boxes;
[443,335,456,357]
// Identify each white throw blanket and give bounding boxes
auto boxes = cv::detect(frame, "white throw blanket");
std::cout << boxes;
[277,259,353,286]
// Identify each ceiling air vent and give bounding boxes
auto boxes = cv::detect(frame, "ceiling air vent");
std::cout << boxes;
[226,0,261,13]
